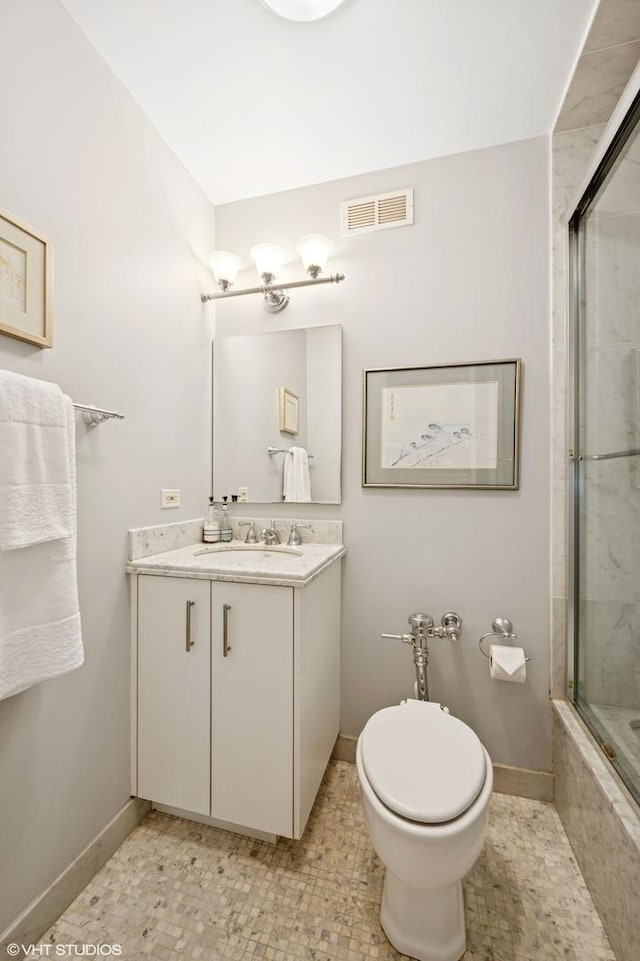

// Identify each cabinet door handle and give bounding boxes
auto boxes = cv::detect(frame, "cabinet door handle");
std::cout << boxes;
[185,600,195,652]
[223,603,232,657]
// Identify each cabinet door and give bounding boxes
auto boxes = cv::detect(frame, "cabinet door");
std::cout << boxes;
[137,575,210,815]
[211,582,293,836]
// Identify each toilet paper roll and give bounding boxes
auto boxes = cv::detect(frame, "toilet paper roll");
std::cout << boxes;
[489,644,527,683]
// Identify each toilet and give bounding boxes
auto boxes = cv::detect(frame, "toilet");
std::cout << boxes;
[356,699,493,961]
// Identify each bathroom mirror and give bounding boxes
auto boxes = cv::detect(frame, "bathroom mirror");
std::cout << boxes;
[213,324,342,503]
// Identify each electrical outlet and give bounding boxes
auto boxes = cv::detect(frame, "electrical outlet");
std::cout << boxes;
[161,489,181,509]
[237,487,249,503]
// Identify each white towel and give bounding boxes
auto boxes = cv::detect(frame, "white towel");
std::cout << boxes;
[0,370,74,550]
[0,376,83,699]
[283,446,312,503]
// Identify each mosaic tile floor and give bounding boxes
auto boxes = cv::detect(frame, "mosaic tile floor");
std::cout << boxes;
[40,762,616,961]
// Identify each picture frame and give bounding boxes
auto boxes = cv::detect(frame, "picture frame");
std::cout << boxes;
[279,386,299,435]
[362,359,521,490]
[0,208,52,348]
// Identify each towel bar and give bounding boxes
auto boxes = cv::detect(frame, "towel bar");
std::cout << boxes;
[72,403,125,427]
[267,446,314,458]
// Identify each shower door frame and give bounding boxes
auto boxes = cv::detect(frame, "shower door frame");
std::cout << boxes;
[567,87,640,805]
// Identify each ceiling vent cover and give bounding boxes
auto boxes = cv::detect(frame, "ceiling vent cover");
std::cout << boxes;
[341,188,413,236]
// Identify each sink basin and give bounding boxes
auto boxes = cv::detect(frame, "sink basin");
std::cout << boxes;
[193,544,302,558]
[191,544,304,569]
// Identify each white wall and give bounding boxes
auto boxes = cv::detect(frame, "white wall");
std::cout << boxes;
[306,326,341,504]
[0,0,214,933]
[215,137,552,771]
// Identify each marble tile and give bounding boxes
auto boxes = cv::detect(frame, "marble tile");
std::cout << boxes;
[128,517,343,562]
[583,0,640,54]
[0,799,150,959]
[590,467,640,602]
[128,519,205,561]
[551,127,606,621]
[552,596,568,700]
[585,343,640,456]
[37,760,615,961]
[552,348,569,600]
[331,734,357,764]
[229,517,343,546]
[490,764,554,802]
[552,125,606,219]
[578,465,600,602]
[594,133,640,219]
[582,599,640,707]
[590,703,640,783]
[551,224,569,349]
[553,699,640,961]
[555,41,640,133]
[126,541,345,588]
[592,213,640,349]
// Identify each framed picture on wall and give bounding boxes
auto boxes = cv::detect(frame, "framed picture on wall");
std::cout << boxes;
[279,386,299,435]
[0,208,52,348]
[362,358,521,489]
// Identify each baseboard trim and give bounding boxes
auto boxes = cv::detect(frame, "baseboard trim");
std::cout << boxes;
[332,733,358,763]
[152,803,278,844]
[492,763,554,802]
[332,735,554,802]
[0,797,150,952]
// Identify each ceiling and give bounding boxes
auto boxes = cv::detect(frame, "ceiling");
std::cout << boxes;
[59,0,598,205]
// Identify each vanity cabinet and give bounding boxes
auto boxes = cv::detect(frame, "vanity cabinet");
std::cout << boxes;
[211,582,293,836]
[131,557,341,839]
[137,576,210,816]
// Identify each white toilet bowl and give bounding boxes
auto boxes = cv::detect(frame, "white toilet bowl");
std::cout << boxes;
[356,699,493,961]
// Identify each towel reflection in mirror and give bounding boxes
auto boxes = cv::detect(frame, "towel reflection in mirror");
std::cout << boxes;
[283,447,311,502]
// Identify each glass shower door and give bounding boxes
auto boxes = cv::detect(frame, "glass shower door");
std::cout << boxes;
[572,97,640,805]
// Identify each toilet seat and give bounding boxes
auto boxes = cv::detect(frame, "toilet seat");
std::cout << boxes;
[360,700,486,824]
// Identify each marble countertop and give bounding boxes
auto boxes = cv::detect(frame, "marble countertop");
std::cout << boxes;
[126,540,345,587]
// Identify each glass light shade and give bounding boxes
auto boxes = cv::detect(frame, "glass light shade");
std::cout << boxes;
[250,243,285,279]
[256,0,348,22]
[210,250,241,289]
[296,234,333,276]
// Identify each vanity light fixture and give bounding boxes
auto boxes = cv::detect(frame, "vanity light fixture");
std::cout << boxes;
[256,0,349,22]
[202,235,345,314]
[210,250,241,292]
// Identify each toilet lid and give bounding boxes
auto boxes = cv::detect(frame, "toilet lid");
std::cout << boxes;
[360,700,486,823]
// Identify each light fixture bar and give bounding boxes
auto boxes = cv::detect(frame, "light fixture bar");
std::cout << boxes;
[201,272,345,303]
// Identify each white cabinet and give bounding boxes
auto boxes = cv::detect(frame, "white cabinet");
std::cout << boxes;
[137,576,210,816]
[131,559,341,839]
[211,582,293,836]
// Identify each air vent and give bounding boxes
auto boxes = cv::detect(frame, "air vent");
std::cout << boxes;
[341,188,413,236]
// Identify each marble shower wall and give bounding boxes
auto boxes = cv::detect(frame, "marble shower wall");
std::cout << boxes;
[551,0,640,703]
[551,125,605,697]
[553,699,640,961]
[580,205,640,707]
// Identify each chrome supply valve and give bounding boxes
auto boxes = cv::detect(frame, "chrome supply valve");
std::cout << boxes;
[381,610,463,701]
[382,612,432,650]
[441,612,463,642]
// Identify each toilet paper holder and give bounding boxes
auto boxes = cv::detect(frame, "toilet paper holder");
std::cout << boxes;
[478,617,531,661]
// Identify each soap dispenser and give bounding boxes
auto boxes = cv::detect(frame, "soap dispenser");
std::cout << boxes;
[220,496,233,542]
[203,496,220,543]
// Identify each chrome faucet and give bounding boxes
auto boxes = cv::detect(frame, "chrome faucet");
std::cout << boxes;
[239,520,258,544]
[287,521,313,546]
[260,521,280,546]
